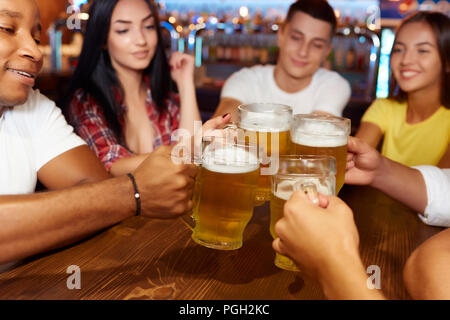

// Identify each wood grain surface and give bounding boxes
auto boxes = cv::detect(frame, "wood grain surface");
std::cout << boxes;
[0,185,443,300]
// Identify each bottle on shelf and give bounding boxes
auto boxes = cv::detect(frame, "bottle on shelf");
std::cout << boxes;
[238,34,247,63]
[224,34,233,62]
[346,46,356,71]
[356,37,367,72]
[245,35,254,63]
[268,35,278,65]
[201,34,209,62]
[259,35,269,65]
[231,34,240,64]
[334,39,345,70]
[208,34,217,62]
[216,33,225,62]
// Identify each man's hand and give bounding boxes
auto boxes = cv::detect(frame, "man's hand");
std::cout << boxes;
[345,136,382,186]
[133,146,198,219]
[272,191,360,280]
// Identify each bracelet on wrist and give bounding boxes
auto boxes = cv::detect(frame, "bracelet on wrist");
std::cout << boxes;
[127,173,141,216]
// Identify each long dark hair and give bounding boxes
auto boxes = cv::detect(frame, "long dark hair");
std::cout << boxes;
[63,0,172,137]
[388,11,450,109]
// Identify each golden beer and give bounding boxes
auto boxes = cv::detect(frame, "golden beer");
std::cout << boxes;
[191,142,260,250]
[238,103,293,204]
[290,114,350,193]
[243,129,291,204]
[243,129,291,156]
[270,156,336,271]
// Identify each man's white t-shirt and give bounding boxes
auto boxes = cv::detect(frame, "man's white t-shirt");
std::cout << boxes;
[414,166,450,227]
[0,89,86,195]
[221,65,351,116]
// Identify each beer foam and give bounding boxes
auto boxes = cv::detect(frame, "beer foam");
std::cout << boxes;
[291,121,347,147]
[273,179,333,200]
[202,145,260,174]
[240,112,290,132]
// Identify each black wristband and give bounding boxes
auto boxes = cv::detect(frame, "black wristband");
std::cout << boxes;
[127,173,141,216]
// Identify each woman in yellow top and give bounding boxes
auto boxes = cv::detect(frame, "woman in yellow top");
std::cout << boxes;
[356,11,450,168]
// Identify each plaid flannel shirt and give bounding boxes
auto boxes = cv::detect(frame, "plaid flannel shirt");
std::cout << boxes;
[68,86,180,171]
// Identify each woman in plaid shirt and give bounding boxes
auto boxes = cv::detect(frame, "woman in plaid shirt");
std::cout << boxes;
[65,0,226,176]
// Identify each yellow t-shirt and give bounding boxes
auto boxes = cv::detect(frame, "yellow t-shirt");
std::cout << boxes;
[361,98,450,166]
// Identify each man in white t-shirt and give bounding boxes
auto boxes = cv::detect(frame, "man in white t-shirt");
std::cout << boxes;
[0,0,206,270]
[272,136,450,299]
[213,0,351,119]
[0,89,105,194]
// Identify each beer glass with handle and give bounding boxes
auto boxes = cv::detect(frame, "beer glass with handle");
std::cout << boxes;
[270,155,336,271]
[290,114,350,193]
[185,137,260,250]
[238,103,293,205]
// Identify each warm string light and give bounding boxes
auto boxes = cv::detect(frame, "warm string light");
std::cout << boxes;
[239,6,249,18]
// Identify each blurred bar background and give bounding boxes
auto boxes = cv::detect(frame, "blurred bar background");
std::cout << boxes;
[35,0,450,132]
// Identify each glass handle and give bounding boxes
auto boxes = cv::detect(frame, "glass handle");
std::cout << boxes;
[180,177,200,231]
[223,123,238,130]
[180,212,195,232]
[294,182,319,205]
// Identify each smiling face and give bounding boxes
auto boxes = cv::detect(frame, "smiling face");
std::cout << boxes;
[107,0,157,75]
[390,21,443,95]
[277,11,332,83]
[0,0,42,108]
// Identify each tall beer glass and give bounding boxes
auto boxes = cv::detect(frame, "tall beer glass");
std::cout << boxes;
[190,138,260,250]
[238,103,293,204]
[271,155,336,271]
[290,114,350,193]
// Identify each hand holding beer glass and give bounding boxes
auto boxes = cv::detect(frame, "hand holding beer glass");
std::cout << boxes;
[290,114,350,193]
[270,155,336,271]
[186,137,260,250]
[238,103,293,205]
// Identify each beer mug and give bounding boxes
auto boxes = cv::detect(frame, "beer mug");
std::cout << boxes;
[185,137,260,250]
[238,103,293,205]
[270,155,336,271]
[290,114,350,193]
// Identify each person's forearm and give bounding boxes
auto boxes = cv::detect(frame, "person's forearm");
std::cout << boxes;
[0,176,135,264]
[110,154,149,177]
[371,157,427,213]
[178,81,201,135]
[212,98,242,121]
[318,252,385,300]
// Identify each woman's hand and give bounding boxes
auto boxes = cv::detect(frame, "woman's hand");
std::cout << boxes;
[345,136,383,186]
[202,114,232,137]
[169,52,195,88]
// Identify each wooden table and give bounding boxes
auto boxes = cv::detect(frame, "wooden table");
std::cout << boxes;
[0,185,443,300]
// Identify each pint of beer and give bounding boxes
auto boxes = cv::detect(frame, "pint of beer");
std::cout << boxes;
[270,156,336,271]
[238,103,293,205]
[290,114,350,193]
[191,139,260,250]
